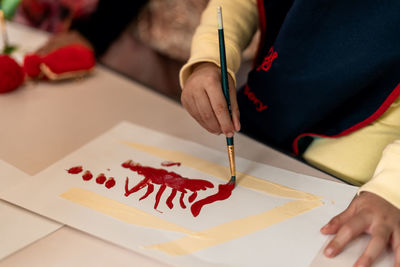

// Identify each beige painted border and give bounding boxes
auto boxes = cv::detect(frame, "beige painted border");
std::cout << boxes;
[60,142,323,256]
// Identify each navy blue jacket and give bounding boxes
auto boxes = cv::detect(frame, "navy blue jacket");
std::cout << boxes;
[237,0,400,155]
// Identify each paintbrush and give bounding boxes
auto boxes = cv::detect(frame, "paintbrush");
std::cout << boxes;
[217,6,236,186]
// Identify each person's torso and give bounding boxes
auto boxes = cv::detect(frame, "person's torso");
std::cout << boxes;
[238,0,400,154]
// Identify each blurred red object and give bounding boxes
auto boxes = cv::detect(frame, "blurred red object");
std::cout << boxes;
[14,0,98,33]
[0,55,24,93]
[23,53,42,77]
[60,0,98,18]
[24,44,96,80]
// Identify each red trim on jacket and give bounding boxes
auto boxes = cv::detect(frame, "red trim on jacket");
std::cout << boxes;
[254,0,267,67]
[293,82,400,155]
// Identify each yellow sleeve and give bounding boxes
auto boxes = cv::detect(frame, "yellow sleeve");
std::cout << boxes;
[304,95,400,209]
[179,0,258,88]
[359,140,400,210]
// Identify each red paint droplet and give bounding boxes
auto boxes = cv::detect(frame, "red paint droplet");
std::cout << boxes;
[96,173,106,184]
[161,161,181,167]
[122,160,132,169]
[67,166,83,174]
[105,177,116,189]
[190,182,235,217]
[82,170,93,181]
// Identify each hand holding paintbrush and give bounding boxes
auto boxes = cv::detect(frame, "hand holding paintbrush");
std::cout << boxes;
[180,8,240,183]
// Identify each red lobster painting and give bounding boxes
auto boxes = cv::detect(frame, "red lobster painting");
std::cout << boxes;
[123,159,214,211]
[123,160,234,217]
[67,159,234,217]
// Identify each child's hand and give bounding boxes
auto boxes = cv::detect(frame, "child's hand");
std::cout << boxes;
[181,62,240,137]
[321,191,400,267]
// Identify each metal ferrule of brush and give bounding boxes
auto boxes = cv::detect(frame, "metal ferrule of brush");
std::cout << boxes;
[227,137,236,177]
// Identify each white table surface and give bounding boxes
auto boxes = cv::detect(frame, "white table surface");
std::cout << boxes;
[0,22,393,267]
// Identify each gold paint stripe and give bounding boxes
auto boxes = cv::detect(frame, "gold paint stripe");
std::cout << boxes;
[121,142,319,200]
[60,187,196,235]
[146,199,323,256]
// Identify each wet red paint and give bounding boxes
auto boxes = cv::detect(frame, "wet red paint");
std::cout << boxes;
[123,160,214,211]
[96,173,106,184]
[66,160,235,217]
[122,160,131,168]
[179,192,186,209]
[161,161,181,167]
[191,182,235,217]
[67,166,83,174]
[188,191,197,203]
[105,178,116,189]
[82,170,93,181]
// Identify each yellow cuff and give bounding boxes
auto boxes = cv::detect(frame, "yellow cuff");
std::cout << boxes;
[179,59,237,90]
[179,37,239,89]
[358,140,400,210]
[359,180,400,210]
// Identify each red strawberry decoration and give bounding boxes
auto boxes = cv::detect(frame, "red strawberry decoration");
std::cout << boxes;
[23,44,95,80]
[23,54,42,78]
[0,55,24,93]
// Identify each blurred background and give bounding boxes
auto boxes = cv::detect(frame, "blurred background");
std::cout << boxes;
[1,0,256,101]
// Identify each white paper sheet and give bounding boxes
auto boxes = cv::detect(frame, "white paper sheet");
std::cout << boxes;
[0,160,61,260]
[310,235,394,267]
[1,122,359,267]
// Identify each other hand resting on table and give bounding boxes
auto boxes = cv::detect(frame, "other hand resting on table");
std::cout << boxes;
[321,191,400,267]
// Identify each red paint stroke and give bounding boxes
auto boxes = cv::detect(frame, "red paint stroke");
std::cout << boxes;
[105,177,116,189]
[82,170,93,181]
[179,191,186,209]
[123,160,214,212]
[67,166,83,174]
[188,191,197,203]
[96,173,106,184]
[122,160,131,168]
[66,160,236,217]
[191,182,235,217]
[161,161,181,167]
